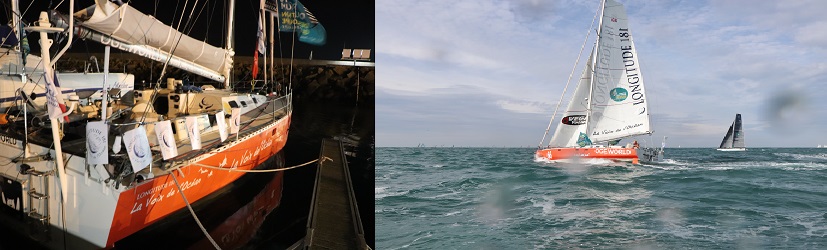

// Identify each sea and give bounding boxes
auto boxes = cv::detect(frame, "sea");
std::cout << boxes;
[376,147,827,249]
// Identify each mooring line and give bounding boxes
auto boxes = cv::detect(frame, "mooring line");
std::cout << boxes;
[191,157,329,173]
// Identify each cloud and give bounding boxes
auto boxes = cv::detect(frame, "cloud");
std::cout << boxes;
[377,0,827,147]
[496,100,548,114]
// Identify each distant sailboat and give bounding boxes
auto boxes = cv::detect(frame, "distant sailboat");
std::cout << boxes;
[717,114,746,151]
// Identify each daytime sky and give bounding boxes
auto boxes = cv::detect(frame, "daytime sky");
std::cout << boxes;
[376,0,827,148]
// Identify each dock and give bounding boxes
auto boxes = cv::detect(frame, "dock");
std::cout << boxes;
[298,138,368,250]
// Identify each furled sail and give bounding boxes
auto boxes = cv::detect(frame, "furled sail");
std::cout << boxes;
[548,50,594,147]
[72,1,232,81]
[586,0,651,143]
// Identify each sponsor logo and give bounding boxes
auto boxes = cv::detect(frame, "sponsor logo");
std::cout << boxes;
[594,148,632,155]
[133,141,146,158]
[161,130,174,148]
[610,88,628,102]
[199,98,214,109]
[88,128,106,154]
[562,115,587,125]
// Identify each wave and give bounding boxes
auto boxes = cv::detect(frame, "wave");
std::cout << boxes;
[774,152,827,162]
[375,186,410,200]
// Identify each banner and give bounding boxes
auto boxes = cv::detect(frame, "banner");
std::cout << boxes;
[275,0,327,45]
[230,108,241,134]
[154,120,178,160]
[216,111,228,141]
[86,121,109,165]
[124,126,152,172]
[252,7,266,78]
[186,116,202,150]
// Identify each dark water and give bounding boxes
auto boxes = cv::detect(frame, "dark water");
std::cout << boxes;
[122,99,375,249]
[249,99,375,249]
[376,147,827,249]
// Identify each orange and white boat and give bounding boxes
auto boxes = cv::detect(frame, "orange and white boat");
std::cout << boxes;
[536,145,662,164]
[0,0,323,248]
[535,0,664,164]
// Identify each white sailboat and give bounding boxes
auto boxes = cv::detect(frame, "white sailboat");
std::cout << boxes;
[716,113,746,151]
[536,0,663,164]
[0,0,324,248]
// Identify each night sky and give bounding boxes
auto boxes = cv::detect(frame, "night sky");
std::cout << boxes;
[13,0,374,61]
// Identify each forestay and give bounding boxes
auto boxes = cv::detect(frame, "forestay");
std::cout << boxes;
[548,51,594,148]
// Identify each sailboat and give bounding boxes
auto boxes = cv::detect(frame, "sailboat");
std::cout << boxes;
[0,0,324,248]
[716,113,746,151]
[535,0,663,164]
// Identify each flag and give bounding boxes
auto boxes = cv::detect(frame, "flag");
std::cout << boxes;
[44,72,69,122]
[230,108,241,134]
[252,4,266,78]
[186,116,202,150]
[154,120,178,160]
[86,121,109,165]
[124,126,152,173]
[275,0,327,46]
[215,111,228,142]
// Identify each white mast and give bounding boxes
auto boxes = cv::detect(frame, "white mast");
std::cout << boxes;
[262,6,268,88]
[269,12,275,93]
[27,12,71,202]
[585,0,607,143]
[11,0,19,33]
[225,0,236,89]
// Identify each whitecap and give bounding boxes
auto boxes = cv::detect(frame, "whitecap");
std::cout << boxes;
[375,186,410,200]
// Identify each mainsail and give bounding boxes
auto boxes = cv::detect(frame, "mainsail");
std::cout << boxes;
[586,0,651,143]
[72,1,232,82]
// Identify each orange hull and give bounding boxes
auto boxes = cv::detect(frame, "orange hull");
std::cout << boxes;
[536,147,640,164]
[105,114,291,247]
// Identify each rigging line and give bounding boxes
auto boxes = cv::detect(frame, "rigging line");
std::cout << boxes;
[190,157,323,173]
[275,10,286,94]
[182,0,210,39]
[53,1,66,9]
[538,2,600,148]
[138,0,199,124]
[205,0,219,45]
[586,0,609,140]
[170,172,222,250]
[164,99,287,162]
[287,0,298,96]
